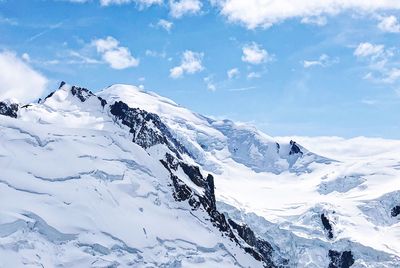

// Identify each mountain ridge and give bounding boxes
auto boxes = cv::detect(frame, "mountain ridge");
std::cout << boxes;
[0,81,399,267]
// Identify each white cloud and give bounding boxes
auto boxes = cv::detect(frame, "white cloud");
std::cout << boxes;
[227,68,239,79]
[242,42,272,65]
[377,15,400,33]
[354,42,385,58]
[212,0,400,29]
[92,36,139,69]
[156,19,173,32]
[68,51,102,64]
[303,54,338,68]
[169,0,202,18]
[301,16,327,26]
[354,42,400,84]
[169,50,204,78]
[0,51,48,103]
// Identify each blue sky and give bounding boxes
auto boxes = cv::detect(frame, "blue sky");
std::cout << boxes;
[1,0,400,138]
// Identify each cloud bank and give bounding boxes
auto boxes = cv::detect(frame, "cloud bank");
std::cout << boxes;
[0,51,48,103]
[212,0,400,29]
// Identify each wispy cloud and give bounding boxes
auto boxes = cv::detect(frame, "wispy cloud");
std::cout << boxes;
[68,51,102,64]
[302,54,339,68]
[361,99,377,105]
[86,0,163,7]
[204,75,216,91]
[157,19,173,32]
[0,15,18,26]
[26,21,63,43]
[226,86,257,92]
[150,19,173,32]
[354,42,400,84]
[145,49,167,58]
[354,43,385,58]
[301,16,327,26]
[227,68,240,79]
[247,72,261,79]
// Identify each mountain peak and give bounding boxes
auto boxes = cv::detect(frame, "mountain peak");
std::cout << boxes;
[2,81,399,267]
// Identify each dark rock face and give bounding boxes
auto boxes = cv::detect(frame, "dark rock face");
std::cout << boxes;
[289,140,302,155]
[71,86,107,108]
[161,153,232,234]
[328,250,355,268]
[276,143,280,154]
[44,82,107,107]
[0,102,18,118]
[44,91,55,102]
[321,213,334,239]
[110,101,188,158]
[391,206,400,217]
[228,219,278,268]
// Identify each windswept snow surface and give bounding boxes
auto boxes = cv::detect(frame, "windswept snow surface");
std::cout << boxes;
[0,83,399,267]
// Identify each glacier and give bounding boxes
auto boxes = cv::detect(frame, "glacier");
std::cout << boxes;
[0,82,399,267]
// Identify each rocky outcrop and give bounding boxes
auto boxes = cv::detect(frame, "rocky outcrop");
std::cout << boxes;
[289,140,302,155]
[110,101,188,158]
[228,219,278,268]
[161,153,234,235]
[44,82,107,107]
[391,206,400,217]
[0,101,18,118]
[328,250,355,268]
[321,213,334,239]
[70,85,107,107]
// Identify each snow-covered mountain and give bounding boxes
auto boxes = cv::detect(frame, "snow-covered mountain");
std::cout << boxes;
[0,82,399,267]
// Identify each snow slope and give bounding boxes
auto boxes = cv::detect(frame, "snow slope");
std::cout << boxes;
[0,82,400,267]
[0,85,267,268]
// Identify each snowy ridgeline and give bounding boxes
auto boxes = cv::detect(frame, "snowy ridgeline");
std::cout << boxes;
[0,82,399,268]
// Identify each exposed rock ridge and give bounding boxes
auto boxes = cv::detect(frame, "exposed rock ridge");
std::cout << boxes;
[0,101,18,118]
